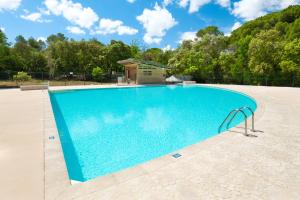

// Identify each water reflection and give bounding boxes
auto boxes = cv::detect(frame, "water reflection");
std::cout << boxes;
[102,111,134,125]
[140,107,170,133]
[70,117,101,138]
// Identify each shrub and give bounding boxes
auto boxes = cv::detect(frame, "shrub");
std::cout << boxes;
[13,71,32,82]
[92,67,104,82]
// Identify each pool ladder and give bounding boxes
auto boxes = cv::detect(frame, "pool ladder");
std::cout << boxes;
[218,106,256,136]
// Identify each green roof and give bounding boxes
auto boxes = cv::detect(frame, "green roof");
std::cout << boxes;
[117,58,167,69]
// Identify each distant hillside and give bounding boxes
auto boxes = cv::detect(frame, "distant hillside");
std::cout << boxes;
[231,5,300,42]
[168,5,300,87]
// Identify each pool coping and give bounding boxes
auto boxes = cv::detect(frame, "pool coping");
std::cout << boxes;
[44,84,266,200]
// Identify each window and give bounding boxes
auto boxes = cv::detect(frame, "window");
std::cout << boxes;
[143,71,152,76]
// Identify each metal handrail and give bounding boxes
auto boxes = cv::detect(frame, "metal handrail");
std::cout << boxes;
[218,109,240,133]
[218,106,255,136]
[226,106,255,132]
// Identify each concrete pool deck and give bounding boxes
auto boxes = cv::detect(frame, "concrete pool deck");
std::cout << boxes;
[0,84,299,200]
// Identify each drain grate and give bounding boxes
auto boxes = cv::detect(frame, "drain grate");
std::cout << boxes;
[49,136,55,140]
[172,153,182,158]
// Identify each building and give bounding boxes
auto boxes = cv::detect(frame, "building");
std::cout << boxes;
[117,58,167,84]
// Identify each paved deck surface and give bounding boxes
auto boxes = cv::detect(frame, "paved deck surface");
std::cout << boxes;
[0,84,299,200]
[0,89,45,200]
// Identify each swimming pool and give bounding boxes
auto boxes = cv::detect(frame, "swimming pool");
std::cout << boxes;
[49,85,257,182]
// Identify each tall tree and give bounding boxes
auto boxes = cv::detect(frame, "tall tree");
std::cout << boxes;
[196,26,224,38]
[0,29,7,45]
[280,38,300,86]
[248,30,283,85]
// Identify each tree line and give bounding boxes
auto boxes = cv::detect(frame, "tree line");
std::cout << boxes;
[0,5,299,86]
[168,5,300,86]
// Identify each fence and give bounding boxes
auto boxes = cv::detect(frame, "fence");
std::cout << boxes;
[0,70,299,88]
[0,70,124,88]
[192,72,300,87]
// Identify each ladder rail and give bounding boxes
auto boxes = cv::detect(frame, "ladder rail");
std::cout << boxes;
[219,106,255,136]
[238,109,248,136]
[226,106,255,131]
[218,109,240,133]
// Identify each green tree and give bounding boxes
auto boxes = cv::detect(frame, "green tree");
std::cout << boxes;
[196,26,224,38]
[130,40,142,59]
[142,48,161,61]
[92,67,104,82]
[0,30,11,72]
[0,29,7,45]
[248,30,283,85]
[47,33,67,45]
[28,37,45,51]
[106,40,132,76]
[13,71,31,82]
[286,18,300,40]
[280,39,300,86]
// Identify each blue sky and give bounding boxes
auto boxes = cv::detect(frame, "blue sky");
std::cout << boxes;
[0,0,299,49]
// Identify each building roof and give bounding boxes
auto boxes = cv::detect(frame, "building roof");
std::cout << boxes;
[117,58,167,69]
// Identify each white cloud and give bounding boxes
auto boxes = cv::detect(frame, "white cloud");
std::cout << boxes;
[162,44,175,51]
[216,0,230,8]
[93,18,138,35]
[163,0,173,6]
[127,0,136,3]
[44,0,99,29]
[136,3,177,44]
[0,27,5,32]
[0,0,22,11]
[66,26,85,34]
[20,11,51,23]
[231,21,241,31]
[232,0,300,21]
[21,12,42,22]
[179,31,197,43]
[178,0,231,13]
[225,21,242,36]
[189,0,211,13]
[37,37,47,42]
[178,0,189,8]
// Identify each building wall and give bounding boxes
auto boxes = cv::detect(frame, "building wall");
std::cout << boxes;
[137,64,166,84]
[125,64,138,84]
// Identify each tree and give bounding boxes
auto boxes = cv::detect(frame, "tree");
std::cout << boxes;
[218,52,239,83]
[76,40,105,79]
[168,33,228,82]
[142,48,162,61]
[287,18,300,40]
[0,30,10,72]
[232,35,253,84]
[12,35,31,71]
[92,67,104,82]
[248,29,283,85]
[280,39,300,86]
[0,29,7,45]
[47,33,67,45]
[11,35,48,73]
[106,40,132,76]
[28,37,45,51]
[130,40,142,59]
[13,71,31,82]
[196,26,224,38]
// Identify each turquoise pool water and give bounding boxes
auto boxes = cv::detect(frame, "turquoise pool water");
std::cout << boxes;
[49,85,257,182]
